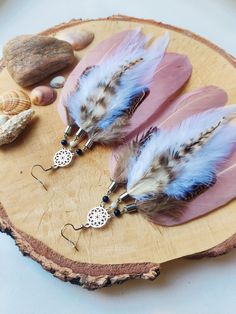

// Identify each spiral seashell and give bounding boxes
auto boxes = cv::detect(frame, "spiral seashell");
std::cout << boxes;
[0,109,34,146]
[55,28,94,51]
[30,86,57,106]
[0,90,31,115]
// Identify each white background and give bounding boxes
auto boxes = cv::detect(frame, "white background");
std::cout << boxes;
[0,1,236,313]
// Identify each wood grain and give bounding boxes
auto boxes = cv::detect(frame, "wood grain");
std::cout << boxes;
[0,15,236,290]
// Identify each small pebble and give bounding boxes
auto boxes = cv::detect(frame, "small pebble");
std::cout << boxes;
[56,28,94,51]
[30,86,56,106]
[50,76,65,89]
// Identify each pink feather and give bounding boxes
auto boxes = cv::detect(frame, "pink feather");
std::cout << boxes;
[154,149,236,226]
[124,52,192,141]
[157,85,228,129]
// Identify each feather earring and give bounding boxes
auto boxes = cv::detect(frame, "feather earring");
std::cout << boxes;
[61,105,236,250]
[110,85,228,186]
[128,105,236,222]
[66,30,169,144]
[31,30,169,190]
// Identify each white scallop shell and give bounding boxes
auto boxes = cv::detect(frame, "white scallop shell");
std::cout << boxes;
[0,109,35,146]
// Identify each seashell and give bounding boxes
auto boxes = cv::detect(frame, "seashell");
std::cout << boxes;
[56,28,94,51]
[30,86,57,106]
[0,115,9,126]
[0,90,31,115]
[0,109,34,146]
[50,76,65,89]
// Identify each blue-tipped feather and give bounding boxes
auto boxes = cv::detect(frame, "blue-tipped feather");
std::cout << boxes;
[66,30,169,142]
[127,105,236,201]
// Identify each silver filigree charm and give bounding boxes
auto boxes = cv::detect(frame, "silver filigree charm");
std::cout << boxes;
[87,206,110,228]
[53,149,73,167]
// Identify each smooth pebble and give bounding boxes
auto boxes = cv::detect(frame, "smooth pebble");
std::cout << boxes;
[30,86,56,106]
[50,76,65,89]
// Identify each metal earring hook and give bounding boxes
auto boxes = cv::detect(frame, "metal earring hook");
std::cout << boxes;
[61,223,89,251]
[31,164,53,191]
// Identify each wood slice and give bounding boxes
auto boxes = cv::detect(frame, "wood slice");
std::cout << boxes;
[0,15,236,290]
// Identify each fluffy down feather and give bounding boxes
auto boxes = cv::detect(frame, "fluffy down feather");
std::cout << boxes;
[111,127,158,183]
[127,105,236,204]
[136,195,186,220]
[66,30,169,143]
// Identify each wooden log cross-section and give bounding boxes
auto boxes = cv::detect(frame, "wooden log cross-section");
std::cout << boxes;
[0,15,236,290]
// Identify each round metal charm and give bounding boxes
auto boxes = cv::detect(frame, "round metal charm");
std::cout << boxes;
[87,206,110,228]
[53,149,73,167]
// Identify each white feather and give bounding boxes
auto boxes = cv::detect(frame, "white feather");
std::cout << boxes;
[127,105,236,200]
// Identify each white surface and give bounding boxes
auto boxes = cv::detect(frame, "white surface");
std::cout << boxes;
[0,1,236,313]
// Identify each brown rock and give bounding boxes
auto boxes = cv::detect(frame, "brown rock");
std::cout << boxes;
[3,35,75,87]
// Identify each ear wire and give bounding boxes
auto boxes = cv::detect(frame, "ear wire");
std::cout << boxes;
[30,164,54,191]
[61,223,90,251]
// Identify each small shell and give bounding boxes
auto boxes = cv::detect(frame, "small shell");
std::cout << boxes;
[0,90,31,115]
[30,86,56,106]
[50,76,65,89]
[0,109,34,146]
[56,29,94,50]
[0,115,9,126]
